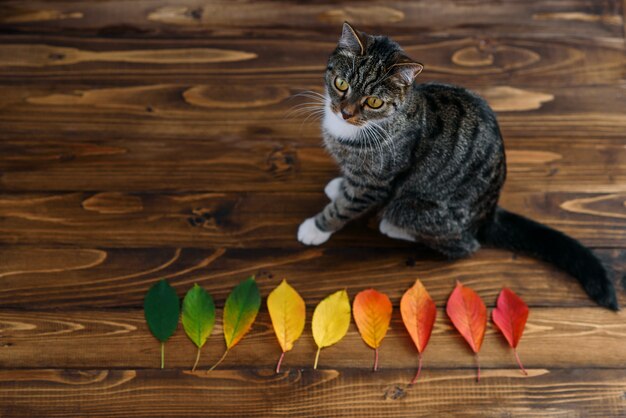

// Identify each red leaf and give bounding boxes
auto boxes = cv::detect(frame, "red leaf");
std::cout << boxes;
[446,281,487,381]
[492,288,529,375]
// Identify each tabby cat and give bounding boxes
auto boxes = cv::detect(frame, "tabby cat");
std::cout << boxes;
[296,22,618,310]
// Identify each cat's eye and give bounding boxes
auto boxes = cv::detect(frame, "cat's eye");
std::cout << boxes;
[334,77,349,92]
[366,96,384,109]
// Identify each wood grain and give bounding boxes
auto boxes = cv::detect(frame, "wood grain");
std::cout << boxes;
[1,191,625,248]
[1,135,625,193]
[0,34,622,88]
[0,368,624,417]
[0,308,624,370]
[0,0,622,38]
[0,247,623,309]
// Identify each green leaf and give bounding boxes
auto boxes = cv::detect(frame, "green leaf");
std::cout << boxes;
[223,276,261,349]
[209,276,260,371]
[144,279,180,342]
[182,284,216,348]
[182,284,215,371]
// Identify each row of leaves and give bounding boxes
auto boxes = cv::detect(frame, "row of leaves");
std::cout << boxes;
[144,277,529,383]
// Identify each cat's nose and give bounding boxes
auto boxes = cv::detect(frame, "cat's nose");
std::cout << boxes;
[341,109,353,120]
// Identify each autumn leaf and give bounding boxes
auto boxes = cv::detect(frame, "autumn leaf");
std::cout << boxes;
[267,280,306,373]
[209,276,261,371]
[353,289,392,371]
[446,281,487,381]
[182,284,216,372]
[400,279,437,384]
[492,287,529,375]
[311,289,351,369]
[144,279,180,369]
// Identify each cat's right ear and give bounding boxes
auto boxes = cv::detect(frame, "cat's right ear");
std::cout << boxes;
[389,56,424,86]
[338,22,366,55]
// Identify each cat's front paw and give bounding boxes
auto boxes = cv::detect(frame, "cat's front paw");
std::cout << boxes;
[324,177,343,201]
[297,217,332,245]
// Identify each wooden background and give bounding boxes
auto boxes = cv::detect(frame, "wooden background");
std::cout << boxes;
[0,0,625,416]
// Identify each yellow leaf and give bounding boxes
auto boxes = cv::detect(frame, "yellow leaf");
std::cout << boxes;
[267,280,306,372]
[311,289,351,369]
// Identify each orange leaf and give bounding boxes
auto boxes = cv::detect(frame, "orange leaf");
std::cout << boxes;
[400,279,436,384]
[400,280,437,353]
[446,281,486,381]
[352,289,392,371]
[492,287,529,375]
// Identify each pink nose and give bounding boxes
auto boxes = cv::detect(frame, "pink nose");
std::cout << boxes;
[341,109,353,120]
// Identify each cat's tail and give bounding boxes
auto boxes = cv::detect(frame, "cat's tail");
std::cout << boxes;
[479,207,619,310]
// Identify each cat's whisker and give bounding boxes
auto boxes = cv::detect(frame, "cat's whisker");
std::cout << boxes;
[365,122,388,172]
[285,103,325,119]
[286,103,325,115]
[291,90,325,98]
[368,121,396,169]
[290,91,326,102]
[291,104,326,134]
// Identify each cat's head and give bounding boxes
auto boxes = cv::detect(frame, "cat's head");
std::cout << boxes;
[323,22,423,137]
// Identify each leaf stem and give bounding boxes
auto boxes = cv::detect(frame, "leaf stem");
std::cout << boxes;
[208,349,229,372]
[313,347,321,369]
[475,354,480,383]
[160,342,165,369]
[192,347,202,372]
[373,347,379,372]
[513,349,528,376]
[410,353,423,385]
[276,351,285,374]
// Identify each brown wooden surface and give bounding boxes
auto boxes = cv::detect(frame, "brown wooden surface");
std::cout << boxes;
[0,0,625,416]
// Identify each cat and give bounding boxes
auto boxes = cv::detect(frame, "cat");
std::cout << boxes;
[296,22,618,310]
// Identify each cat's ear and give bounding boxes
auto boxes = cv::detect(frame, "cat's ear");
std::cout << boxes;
[389,56,424,86]
[338,22,366,55]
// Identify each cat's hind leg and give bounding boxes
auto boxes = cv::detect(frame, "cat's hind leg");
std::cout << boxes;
[383,198,480,259]
[379,218,416,242]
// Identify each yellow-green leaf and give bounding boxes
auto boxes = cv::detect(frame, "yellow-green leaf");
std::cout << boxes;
[209,276,261,371]
[267,280,306,373]
[311,289,351,369]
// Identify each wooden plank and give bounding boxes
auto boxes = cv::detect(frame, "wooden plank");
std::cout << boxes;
[0,308,624,369]
[0,247,623,309]
[0,368,624,417]
[0,34,622,88]
[1,135,625,193]
[1,191,625,248]
[0,0,622,38]
[3,83,623,121]
[1,84,625,139]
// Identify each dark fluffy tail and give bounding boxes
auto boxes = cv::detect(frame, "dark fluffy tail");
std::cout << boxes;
[479,207,619,310]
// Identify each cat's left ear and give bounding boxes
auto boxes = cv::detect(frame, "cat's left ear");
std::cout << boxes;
[389,56,424,86]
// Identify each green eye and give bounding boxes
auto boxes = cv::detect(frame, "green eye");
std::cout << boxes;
[366,96,383,109]
[334,77,349,92]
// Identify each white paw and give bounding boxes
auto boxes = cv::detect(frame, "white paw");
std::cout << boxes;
[379,219,416,242]
[297,217,332,246]
[324,177,343,201]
